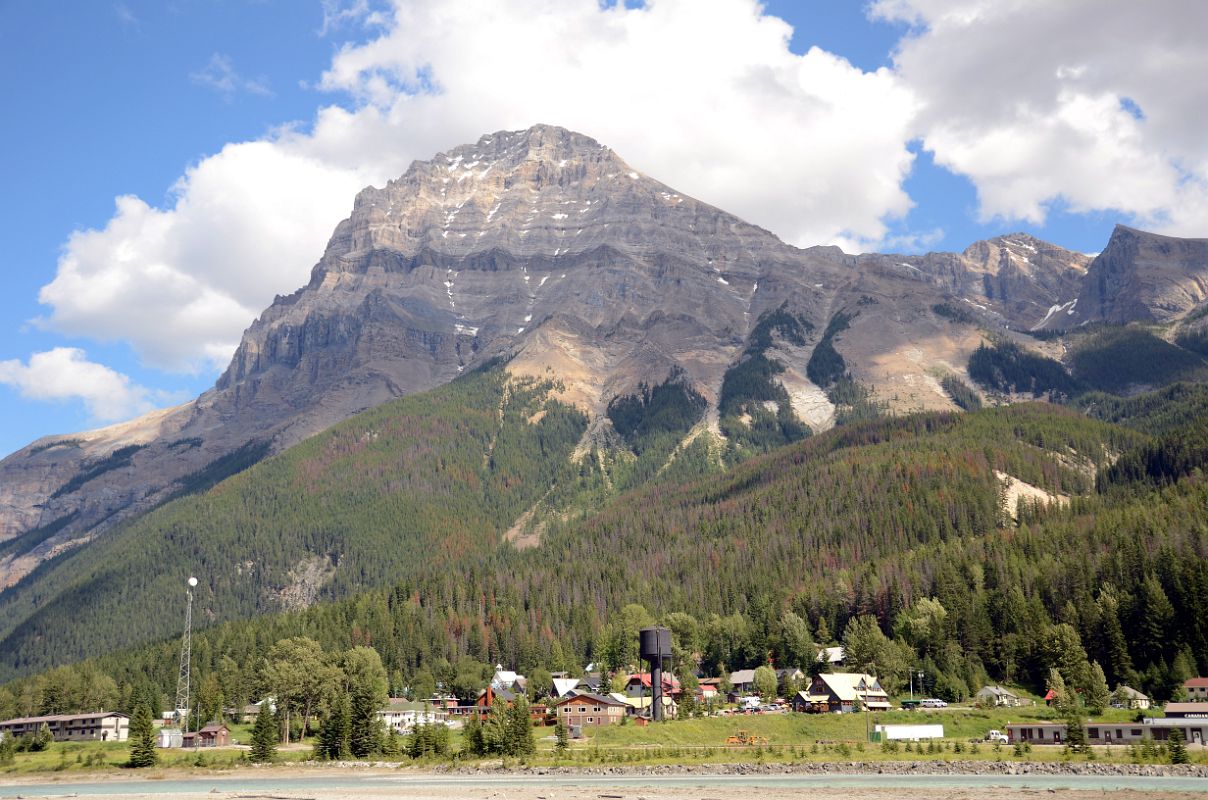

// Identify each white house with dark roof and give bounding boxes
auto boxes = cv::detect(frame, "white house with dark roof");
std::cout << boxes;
[974,685,1022,707]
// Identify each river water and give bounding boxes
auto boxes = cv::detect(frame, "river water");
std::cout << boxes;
[1,772,1207,796]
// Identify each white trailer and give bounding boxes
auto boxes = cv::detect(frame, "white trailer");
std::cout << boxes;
[875,723,944,741]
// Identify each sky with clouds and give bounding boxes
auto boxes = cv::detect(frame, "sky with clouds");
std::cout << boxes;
[0,0,1204,456]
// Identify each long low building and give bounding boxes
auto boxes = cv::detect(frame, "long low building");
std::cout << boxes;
[1008,719,1207,746]
[0,712,129,742]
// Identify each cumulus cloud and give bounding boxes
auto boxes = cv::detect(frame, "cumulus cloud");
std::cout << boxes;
[191,53,273,99]
[0,348,163,423]
[872,0,1208,234]
[43,0,1208,383]
[39,0,918,373]
[39,142,370,371]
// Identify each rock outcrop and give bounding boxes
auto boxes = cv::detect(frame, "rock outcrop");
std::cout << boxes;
[0,125,1202,587]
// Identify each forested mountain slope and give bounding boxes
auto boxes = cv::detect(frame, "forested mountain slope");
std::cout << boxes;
[0,367,589,678]
[14,397,1208,714]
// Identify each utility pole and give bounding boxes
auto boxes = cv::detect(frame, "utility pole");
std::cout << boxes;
[175,576,198,737]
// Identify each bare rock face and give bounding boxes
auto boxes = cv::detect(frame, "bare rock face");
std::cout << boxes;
[0,125,1202,587]
[1074,225,1208,326]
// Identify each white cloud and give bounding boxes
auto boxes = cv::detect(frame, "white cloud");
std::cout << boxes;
[872,0,1208,234]
[39,142,369,371]
[191,53,273,99]
[48,0,1208,386]
[319,0,391,36]
[0,348,162,423]
[40,0,919,373]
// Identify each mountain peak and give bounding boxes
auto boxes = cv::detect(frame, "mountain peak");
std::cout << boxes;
[327,124,782,273]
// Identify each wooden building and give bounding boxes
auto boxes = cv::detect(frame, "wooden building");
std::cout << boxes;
[551,691,627,728]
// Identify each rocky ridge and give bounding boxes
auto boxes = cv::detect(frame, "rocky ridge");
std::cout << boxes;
[0,125,1202,587]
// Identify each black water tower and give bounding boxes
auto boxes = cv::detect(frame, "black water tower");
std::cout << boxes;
[639,626,672,721]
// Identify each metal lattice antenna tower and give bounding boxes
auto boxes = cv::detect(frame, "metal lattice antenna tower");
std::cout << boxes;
[174,577,198,720]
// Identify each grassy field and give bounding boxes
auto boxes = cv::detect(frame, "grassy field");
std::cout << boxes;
[586,705,1138,748]
[1,706,1198,777]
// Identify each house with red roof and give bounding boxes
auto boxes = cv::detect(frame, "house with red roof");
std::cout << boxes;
[1184,677,1208,702]
[624,672,681,697]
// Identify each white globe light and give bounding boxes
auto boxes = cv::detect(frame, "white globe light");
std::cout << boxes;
[188,576,198,587]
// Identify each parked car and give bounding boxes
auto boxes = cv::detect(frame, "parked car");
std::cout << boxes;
[920,698,948,708]
[984,729,1009,744]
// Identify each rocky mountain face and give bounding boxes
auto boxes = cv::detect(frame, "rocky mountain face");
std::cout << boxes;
[1073,226,1208,326]
[0,125,1203,588]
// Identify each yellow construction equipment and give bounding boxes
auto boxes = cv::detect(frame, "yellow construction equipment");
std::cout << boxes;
[725,729,769,746]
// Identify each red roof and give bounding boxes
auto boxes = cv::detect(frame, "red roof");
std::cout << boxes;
[1184,677,1208,688]
[1043,689,1057,700]
[627,673,681,690]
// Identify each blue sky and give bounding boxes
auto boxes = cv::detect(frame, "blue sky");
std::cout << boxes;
[0,0,1199,456]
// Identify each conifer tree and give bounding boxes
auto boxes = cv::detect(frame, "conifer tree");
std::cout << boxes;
[249,704,278,763]
[505,697,535,757]
[1086,662,1111,714]
[315,692,350,761]
[554,717,569,754]
[126,702,158,768]
[1169,726,1189,765]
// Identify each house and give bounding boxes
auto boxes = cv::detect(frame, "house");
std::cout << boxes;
[552,678,581,699]
[728,669,757,694]
[1043,689,1058,706]
[974,685,1022,707]
[611,691,678,719]
[776,668,806,689]
[181,723,230,748]
[551,691,628,728]
[1184,678,1208,701]
[475,686,518,709]
[491,665,527,694]
[378,699,447,733]
[1163,702,1208,719]
[1113,685,1151,710]
[624,672,680,698]
[576,673,604,693]
[796,673,890,713]
[0,712,128,742]
[697,683,719,702]
[817,646,846,668]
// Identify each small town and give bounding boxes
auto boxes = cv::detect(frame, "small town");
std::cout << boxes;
[2,3,1207,799]
[0,626,1204,776]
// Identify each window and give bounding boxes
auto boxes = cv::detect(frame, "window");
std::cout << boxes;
[1131,729,1142,736]
[1117,729,1123,739]
[1088,728,1099,738]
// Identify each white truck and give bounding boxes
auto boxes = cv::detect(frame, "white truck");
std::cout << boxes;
[984,729,1009,744]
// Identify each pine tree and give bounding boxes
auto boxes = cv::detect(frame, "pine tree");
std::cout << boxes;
[315,692,350,761]
[462,713,485,756]
[126,702,158,768]
[554,717,569,754]
[505,697,535,757]
[1086,662,1111,714]
[249,704,278,763]
[1169,726,1189,765]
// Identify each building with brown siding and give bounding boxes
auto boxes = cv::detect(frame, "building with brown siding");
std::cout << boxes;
[552,691,627,728]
